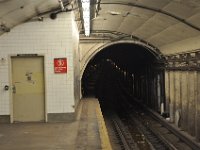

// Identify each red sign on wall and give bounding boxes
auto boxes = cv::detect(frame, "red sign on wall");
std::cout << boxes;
[54,58,67,73]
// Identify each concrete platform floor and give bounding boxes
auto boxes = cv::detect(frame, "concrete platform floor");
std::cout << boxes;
[0,98,110,150]
[0,122,78,150]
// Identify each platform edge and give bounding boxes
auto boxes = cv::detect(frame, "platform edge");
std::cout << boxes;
[96,101,113,150]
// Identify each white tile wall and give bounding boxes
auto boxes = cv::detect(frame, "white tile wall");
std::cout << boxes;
[0,12,79,115]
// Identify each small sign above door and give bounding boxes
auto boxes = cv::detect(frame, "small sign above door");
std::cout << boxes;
[54,58,67,73]
[17,54,38,57]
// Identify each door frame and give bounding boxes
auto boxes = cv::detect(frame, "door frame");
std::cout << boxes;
[9,55,47,123]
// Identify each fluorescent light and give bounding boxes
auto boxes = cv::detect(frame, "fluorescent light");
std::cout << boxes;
[81,0,90,36]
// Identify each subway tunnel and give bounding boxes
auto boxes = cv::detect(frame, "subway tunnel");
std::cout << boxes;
[1,0,200,149]
[82,43,165,114]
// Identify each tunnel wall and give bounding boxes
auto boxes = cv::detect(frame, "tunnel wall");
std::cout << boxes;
[80,40,165,112]
[165,52,200,140]
[93,59,165,115]
[79,39,111,79]
[79,39,161,80]
[127,65,165,113]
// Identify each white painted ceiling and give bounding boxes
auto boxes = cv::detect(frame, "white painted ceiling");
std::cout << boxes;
[0,0,200,49]
[92,0,200,48]
[0,0,62,34]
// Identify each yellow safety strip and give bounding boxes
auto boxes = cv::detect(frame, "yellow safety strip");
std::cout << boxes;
[96,101,113,150]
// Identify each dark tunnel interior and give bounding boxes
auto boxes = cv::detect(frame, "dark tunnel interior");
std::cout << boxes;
[82,43,165,113]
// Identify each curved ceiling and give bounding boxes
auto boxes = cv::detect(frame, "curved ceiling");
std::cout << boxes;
[0,0,200,51]
[90,0,200,48]
[0,0,71,35]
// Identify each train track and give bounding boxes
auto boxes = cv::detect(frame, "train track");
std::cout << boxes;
[103,111,139,150]
[102,100,200,150]
[86,61,200,150]
[127,101,199,150]
[104,109,170,150]
[123,109,173,150]
[116,78,200,150]
[111,113,139,150]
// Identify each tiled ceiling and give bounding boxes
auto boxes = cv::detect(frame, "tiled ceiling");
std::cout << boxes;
[0,0,200,49]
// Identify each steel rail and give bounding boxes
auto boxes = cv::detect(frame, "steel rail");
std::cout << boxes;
[129,95,200,150]
[117,78,200,150]
[112,118,132,150]
[146,107,200,150]
[109,113,139,150]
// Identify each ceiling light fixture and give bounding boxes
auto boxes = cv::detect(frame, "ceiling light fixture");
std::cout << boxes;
[81,0,90,36]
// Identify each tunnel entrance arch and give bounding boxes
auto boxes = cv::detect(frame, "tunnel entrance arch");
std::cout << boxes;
[80,40,164,80]
[81,40,166,115]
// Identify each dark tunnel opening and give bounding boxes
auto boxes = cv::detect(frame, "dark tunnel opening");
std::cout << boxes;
[82,43,166,114]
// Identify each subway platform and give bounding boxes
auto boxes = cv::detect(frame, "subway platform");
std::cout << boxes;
[0,98,112,150]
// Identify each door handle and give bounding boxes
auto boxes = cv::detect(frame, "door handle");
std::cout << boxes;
[12,85,16,94]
